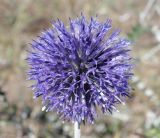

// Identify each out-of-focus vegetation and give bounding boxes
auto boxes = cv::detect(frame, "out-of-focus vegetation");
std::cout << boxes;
[0,0,160,138]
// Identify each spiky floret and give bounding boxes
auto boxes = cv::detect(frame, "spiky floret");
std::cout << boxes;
[27,15,133,124]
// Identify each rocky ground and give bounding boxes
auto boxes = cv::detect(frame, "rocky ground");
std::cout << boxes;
[0,0,160,138]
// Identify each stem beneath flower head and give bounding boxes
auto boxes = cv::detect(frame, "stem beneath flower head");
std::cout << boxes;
[74,122,80,138]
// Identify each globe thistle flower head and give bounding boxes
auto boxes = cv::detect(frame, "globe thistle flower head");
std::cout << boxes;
[27,15,133,125]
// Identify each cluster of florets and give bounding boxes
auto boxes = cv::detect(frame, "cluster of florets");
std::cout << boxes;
[27,15,133,124]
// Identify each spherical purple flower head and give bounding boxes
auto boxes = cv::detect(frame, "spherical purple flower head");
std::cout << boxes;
[27,15,133,125]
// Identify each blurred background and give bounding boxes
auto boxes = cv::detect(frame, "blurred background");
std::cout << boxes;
[0,0,160,138]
